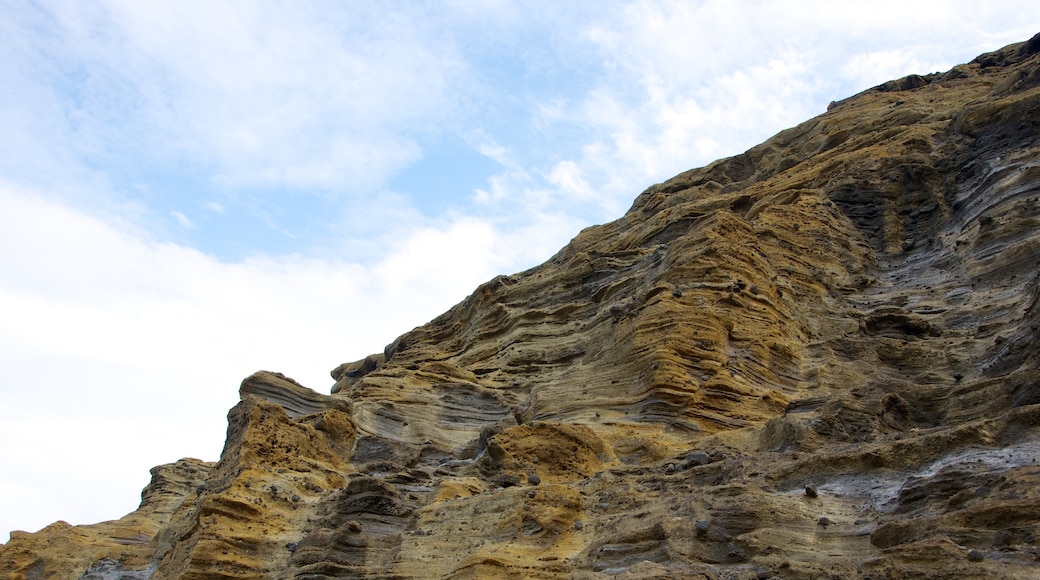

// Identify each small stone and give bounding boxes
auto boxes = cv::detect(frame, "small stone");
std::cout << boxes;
[817,517,831,528]
[665,463,675,474]
[672,289,683,298]
[285,542,297,553]
[528,490,536,498]
[528,473,541,485]
[805,485,818,498]
[513,402,532,425]
[291,494,301,503]
[574,521,584,530]
[953,372,964,382]
[686,451,710,466]
[694,520,710,536]
[967,549,984,562]
[345,520,363,533]
[495,474,522,488]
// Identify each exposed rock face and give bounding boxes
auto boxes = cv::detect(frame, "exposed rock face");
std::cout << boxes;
[4,36,1040,578]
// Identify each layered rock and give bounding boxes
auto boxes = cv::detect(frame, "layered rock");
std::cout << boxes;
[4,35,1040,578]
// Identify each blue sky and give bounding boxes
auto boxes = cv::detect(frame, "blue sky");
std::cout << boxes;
[2,0,1039,538]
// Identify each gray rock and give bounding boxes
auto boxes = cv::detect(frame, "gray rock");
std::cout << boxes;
[686,452,710,467]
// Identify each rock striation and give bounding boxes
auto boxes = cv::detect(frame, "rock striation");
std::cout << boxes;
[4,35,1040,579]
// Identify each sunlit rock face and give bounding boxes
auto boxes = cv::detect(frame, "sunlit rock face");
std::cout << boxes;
[5,35,1040,579]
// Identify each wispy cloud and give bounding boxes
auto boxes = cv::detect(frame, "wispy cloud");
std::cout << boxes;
[484,0,1040,223]
[58,1,467,193]
[170,210,194,228]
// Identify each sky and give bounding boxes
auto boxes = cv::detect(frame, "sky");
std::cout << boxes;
[1,0,1038,539]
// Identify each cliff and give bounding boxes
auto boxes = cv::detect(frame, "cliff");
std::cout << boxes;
[4,35,1040,579]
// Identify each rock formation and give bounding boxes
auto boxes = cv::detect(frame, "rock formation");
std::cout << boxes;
[4,35,1040,579]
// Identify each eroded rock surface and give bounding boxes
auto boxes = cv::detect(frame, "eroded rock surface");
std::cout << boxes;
[5,36,1040,579]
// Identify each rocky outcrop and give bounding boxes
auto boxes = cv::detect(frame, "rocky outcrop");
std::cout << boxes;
[4,35,1040,578]
[241,370,353,419]
[0,459,211,579]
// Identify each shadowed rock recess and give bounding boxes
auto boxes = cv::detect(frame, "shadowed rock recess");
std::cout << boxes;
[5,36,1040,579]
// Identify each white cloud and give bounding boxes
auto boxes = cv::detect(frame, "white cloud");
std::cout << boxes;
[476,141,514,169]
[839,49,940,89]
[548,160,596,200]
[170,210,194,228]
[5,1,469,195]
[507,0,1040,224]
[0,184,519,535]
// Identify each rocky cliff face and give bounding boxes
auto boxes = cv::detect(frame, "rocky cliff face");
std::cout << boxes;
[4,36,1040,579]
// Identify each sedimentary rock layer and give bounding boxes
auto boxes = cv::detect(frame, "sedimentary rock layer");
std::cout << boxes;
[4,35,1040,579]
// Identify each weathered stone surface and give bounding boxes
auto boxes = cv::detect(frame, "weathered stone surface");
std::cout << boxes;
[5,34,1040,578]
[0,458,211,579]
[241,370,353,418]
